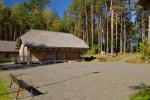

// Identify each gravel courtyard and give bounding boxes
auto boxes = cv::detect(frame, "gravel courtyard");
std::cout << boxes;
[1,62,150,100]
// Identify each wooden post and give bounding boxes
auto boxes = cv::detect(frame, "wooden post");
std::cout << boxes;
[82,50,85,61]
[27,47,31,65]
[64,51,66,61]
[54,51,56,63]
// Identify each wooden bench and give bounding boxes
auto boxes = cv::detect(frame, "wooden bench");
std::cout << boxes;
[10,74,43,100]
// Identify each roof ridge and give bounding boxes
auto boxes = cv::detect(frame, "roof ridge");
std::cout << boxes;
[29,29,71,35]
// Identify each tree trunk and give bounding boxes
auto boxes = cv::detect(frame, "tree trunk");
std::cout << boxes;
[90,0,94,47]
[120,15,123,54]
[136,20,139,52]
[82,0,86,41]
[105,0,109,54]
[14,33,16,42]
[130,28,133,53]
[84,0,89,45]
[142,12,145,43]
[110,0,114,57]
[97,18,101,51]
[123,18,126,53]
[20,25,22,37]
[111,10,114,57]
[99,6,102,52]
[116,13,118,55]
[5,30,7,40]
[148,16,150,45]
[136,36,139,52]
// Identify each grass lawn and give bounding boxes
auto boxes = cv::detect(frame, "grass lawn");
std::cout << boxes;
[0,62,15,65]
[127,54,150,64]
[105,53,132,62]
[130,89,150,100]
[127,57,142,64]
[0,80,11,100]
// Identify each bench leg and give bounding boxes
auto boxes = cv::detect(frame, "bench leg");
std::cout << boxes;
[16,86,20,100]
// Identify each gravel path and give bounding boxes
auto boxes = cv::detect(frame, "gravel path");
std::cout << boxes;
[1,61,150,100]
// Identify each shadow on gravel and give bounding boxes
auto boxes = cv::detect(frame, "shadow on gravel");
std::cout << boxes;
[129,83,150,90]
[35,71,100,88]
[0,63,62,71]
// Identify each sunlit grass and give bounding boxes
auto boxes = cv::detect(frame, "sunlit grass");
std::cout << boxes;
[105,53,131,62]
[127,54,150,64]
[127,58,142,64]
[0,62,15,65]
[84,53,134,62]
[0,80,11,100]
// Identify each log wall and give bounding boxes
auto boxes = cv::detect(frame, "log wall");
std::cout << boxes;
[29,49,84,63]
[0,52,18,62]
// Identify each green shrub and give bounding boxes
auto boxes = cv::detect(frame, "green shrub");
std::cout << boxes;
[84,56,96,61]
[130,89,150,100]
[139,41,150,62]
[91,44,99,54]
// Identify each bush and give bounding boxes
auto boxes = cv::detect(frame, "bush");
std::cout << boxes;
[84,56,96,61]
[91,44,99,54]
[139,41,150,62]
[130,89,150,100]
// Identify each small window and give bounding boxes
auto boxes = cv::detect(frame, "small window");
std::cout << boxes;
[5,54,9,58]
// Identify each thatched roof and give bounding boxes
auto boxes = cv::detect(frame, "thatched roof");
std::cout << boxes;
[0,40,17,52]
[21,30,89,49]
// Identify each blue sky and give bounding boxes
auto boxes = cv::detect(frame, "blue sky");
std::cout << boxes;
[3,0,71,18]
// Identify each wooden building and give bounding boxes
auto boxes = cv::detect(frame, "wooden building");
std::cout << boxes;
[0,40,18,63]
[16,30,89,64]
